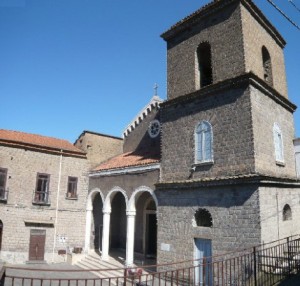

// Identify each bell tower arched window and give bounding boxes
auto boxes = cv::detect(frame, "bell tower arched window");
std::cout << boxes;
[195,121,213,163]
[262,46,273,86]
[196,42,213,89]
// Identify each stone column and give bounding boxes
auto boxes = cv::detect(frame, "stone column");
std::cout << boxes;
[126,210,136,266]
[101,208,111,261]
[84,206,93,253]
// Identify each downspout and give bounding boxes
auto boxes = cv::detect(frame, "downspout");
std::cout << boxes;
[276,192,280,241]
[52,149,63,263]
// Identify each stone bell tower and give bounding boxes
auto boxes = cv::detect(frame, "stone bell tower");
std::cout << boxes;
[156,0,299,265]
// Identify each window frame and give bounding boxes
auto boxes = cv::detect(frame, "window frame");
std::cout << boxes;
[66,176,78,199]
[33,173,50,205]
[194,121,214,165]
[0,168,8,201]
[273,123,284,165]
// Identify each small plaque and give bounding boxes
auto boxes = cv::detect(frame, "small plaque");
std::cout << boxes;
[161,243,171,252]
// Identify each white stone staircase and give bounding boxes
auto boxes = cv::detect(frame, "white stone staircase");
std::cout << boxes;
[75,250,157,283]
[75,251,126,279]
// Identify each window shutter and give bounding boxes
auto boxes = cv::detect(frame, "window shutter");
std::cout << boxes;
[273,124,284,162]
[204,129,212,160]
[197,131,203,161]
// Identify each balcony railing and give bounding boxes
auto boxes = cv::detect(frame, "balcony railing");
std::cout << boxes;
[66,192,78,199]
[0,187,8,202]
[32,190,51,205]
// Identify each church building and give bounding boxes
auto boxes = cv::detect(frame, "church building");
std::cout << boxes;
[85,0,300,267]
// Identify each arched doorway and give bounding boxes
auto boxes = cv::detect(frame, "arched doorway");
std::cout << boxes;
[133,190,157,260]
[144,198,157,258]
[110,192,127,252]
[92,193,103,253]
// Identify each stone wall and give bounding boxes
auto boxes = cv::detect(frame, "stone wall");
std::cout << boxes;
[0,145,89,264]
[160,86,255,182]
[251,86,296,178]
[75,131,123,169]
[89,170,159,197]
[123,107,160,156]
[156,184,261,264]
[241,4,288,98]
[259,185,300,244]
[164,1,245,100]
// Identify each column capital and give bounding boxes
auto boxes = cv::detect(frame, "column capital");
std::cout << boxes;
[126,210,136,216]
[103,208,111,215]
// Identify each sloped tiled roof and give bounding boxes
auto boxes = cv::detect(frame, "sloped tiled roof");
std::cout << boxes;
[0,129,86,157]
[92,151,160,172]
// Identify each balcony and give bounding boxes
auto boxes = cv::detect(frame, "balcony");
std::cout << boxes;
[32,190,51,205]
[0,187,8,202]
[66,192,78,200]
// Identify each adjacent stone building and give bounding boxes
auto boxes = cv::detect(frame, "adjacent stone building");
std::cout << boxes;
[74,131,123,169]
[0,129,89,263]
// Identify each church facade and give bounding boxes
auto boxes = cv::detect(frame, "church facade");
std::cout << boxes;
[1,0,300,267]
[85,0,300,267]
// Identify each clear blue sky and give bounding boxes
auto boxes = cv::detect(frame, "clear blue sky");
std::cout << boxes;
[0,0,299,143]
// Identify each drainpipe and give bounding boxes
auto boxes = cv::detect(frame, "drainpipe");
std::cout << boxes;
[276,192,280,241]
[52,149,63,263]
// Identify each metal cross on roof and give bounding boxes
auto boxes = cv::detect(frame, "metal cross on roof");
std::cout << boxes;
[154,83,158,96]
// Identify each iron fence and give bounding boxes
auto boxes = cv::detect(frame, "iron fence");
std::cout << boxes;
[2,235,300,286]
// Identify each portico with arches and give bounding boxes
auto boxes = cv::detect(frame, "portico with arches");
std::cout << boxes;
[85,185,158,266]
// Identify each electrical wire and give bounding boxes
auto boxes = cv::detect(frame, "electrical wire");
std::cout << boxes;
[288,0,300,13]
[266,0,300,30]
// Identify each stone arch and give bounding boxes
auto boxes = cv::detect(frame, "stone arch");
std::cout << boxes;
[105,187,128,253]
[87,188,105,210]
[85,188,105,253]
[104,186,128,212]
[128,186,158,259]
[128,186,158,212]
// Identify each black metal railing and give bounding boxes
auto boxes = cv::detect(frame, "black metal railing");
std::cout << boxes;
[3,235,300,286]
[0,187,8,202]
[32,190,51,205]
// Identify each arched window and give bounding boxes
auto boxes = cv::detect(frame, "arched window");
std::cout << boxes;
[195,121,213,163]
[262,46,273,86]
[283,204,292,221]
[196,42,213,88]
[194,208,213,227]
[273,123,284,163]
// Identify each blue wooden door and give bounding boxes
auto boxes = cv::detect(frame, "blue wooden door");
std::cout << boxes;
[195,238,212,285]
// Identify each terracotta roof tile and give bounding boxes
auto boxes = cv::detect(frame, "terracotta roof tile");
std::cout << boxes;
[93,152,160,172]
[0,129,85,155]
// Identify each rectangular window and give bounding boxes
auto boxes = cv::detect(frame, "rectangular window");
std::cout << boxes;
[67,176,78,199]
[34,173,50,205]
[0,168,8,201]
